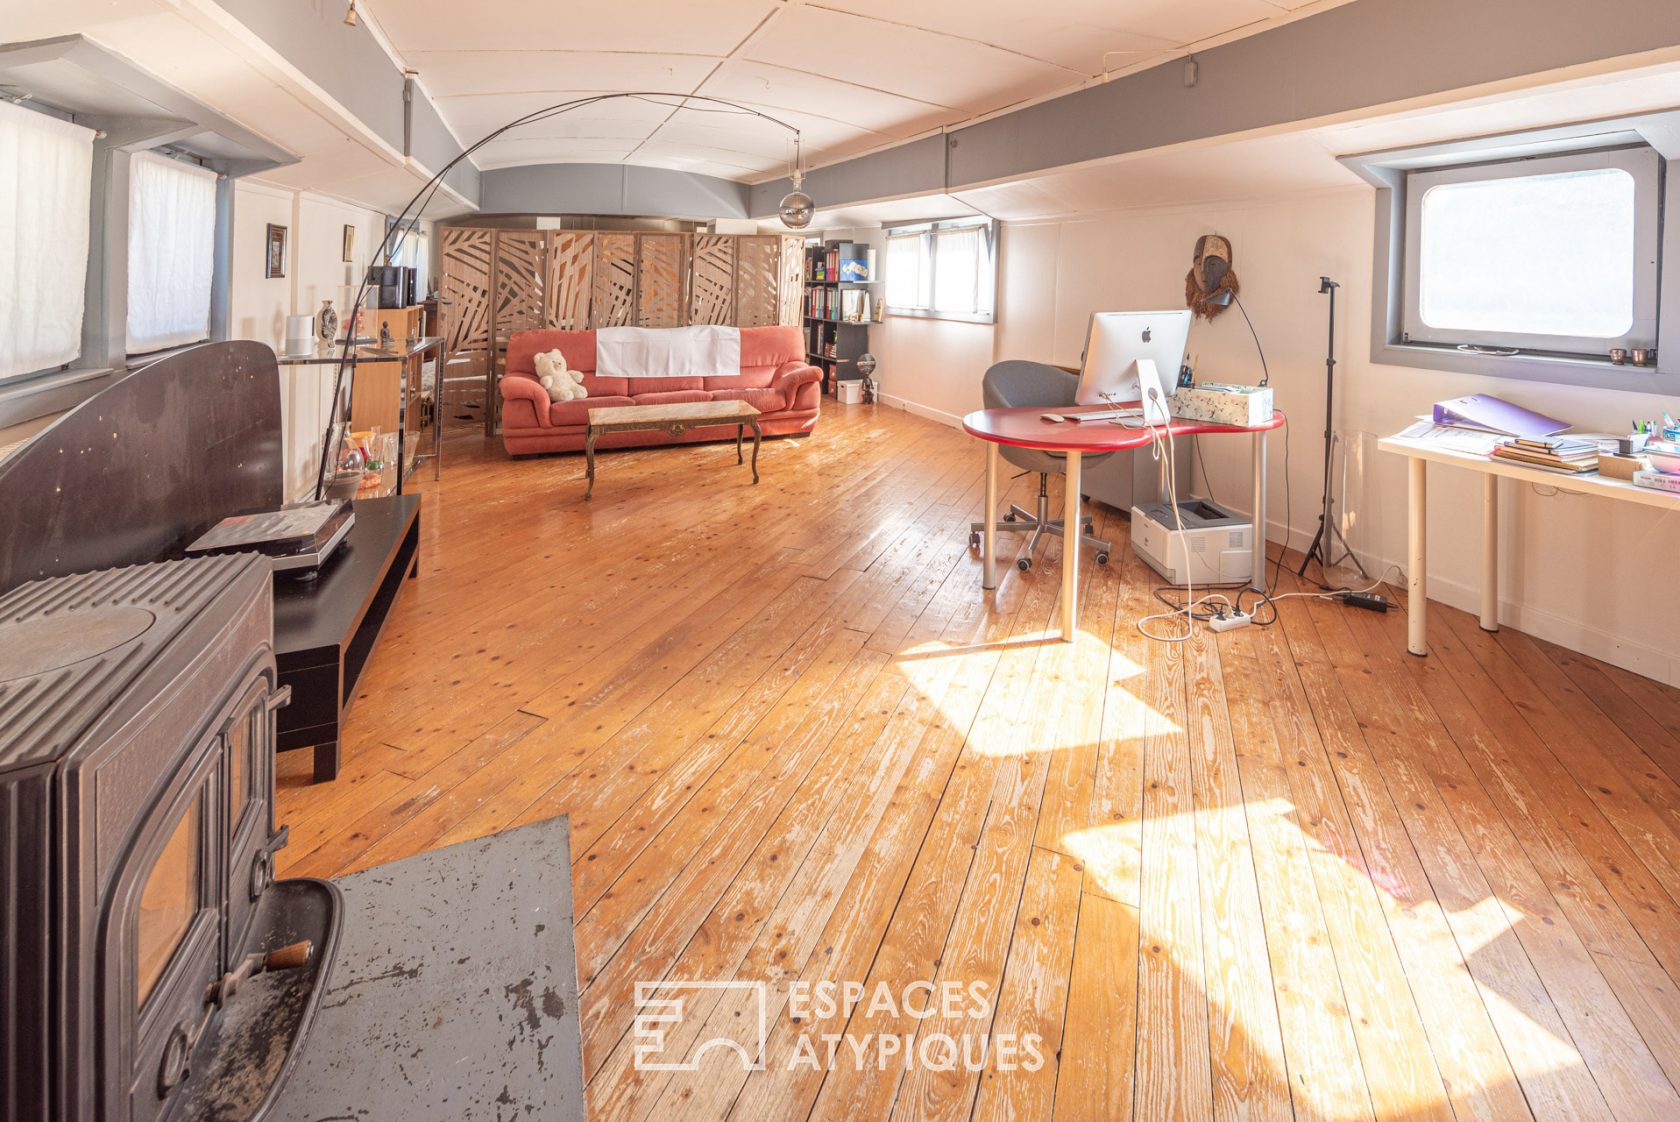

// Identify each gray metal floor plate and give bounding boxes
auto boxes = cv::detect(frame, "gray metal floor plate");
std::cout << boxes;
[266,815,585,1122]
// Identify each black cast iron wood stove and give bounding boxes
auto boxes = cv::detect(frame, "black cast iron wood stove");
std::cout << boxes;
[0,552,338,1122]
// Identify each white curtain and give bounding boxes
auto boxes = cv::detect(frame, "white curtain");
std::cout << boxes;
[0,101,95,382]
[127,151,217,353]
[886,233,927,310]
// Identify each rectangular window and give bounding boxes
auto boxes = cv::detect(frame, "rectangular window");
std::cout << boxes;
[0,101,96,384]
[885,218,995,323]
[127,152,217,354]
[1401,146,1658,357]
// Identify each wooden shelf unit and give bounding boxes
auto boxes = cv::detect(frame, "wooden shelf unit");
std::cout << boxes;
[803,240,878,397]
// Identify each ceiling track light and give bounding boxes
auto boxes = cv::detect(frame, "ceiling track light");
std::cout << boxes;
[344,2,358,27]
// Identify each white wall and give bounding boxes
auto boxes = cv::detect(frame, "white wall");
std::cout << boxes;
[876,188,1680,685]
[229,180,398,501]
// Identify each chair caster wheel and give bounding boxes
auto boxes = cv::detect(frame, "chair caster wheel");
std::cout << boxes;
[1003,512,1016,522]
[968,531,980,550]
[1095,551,1110,566]
[1017,557,1032,572]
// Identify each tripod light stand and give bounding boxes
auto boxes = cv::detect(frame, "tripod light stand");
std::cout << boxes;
[1298,276,1367,583]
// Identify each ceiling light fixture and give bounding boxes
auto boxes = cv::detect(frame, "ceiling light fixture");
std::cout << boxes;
[313,91,811,497]
[344,1,358,27]
[778,135,813,229]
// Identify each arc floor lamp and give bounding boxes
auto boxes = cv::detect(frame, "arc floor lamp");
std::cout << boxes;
[313,92,815,500]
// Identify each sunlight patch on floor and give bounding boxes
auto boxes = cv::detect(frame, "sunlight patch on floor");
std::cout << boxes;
[1063,798,1586,1119]
[894,637,1178,756]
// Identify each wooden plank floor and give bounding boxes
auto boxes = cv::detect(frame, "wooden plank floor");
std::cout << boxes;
[277,405,1680,1122]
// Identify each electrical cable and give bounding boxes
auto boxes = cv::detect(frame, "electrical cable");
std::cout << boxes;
[1194,438,1218,506]
[1136,386,1204,643]
[1141,408,1296,634]
[1231,293,1270,387]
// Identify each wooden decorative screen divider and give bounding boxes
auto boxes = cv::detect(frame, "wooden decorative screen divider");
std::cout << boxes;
[689,235,735,325]
[491,231,548,349]
[440,227,803,434]
[778,235,805,327]
[591,233,638,329]
[545,233,594,330]
[439,226,493,362]
[734,235,780,328]
[636,234,686,328]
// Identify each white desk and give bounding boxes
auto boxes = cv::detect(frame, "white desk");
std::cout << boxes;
[1378,436,1680,656]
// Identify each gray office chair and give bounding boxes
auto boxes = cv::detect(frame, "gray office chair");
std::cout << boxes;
[968,360,1113,571]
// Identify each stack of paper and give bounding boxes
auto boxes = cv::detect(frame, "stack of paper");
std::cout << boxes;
[1392,420,1505,456]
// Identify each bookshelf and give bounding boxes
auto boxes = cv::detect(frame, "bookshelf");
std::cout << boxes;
[803,240,879,397]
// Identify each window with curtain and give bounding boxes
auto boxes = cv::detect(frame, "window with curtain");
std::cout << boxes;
[883,218,995,323]
[127,152,217,354]
[392,223,430,297]
[0,101,96,384]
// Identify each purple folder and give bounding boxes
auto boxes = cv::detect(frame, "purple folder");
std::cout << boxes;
[1433,394,1569,438]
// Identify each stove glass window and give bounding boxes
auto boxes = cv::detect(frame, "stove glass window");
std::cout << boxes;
[136,795,201,1006]
[228,715,248,826]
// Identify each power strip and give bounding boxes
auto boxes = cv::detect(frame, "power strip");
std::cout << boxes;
[1208,611,1252,633]
[1341,591,1390,613]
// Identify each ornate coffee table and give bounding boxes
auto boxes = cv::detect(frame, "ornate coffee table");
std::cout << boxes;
[584,399,762,499]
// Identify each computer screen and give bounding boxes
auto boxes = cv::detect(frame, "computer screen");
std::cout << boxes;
[1075,311,1193,417]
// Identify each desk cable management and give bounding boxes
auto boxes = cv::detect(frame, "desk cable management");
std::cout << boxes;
[1135,407,1405,640]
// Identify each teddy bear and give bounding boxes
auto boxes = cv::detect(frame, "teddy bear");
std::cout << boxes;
[533,348,586,402]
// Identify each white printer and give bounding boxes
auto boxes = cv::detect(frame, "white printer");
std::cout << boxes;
[1130,498,1254,585]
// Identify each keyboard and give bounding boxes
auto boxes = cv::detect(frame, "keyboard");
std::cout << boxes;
[1067,408,1143,422]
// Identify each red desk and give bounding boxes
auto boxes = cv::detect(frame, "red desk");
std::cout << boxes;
[963,404,1286,640]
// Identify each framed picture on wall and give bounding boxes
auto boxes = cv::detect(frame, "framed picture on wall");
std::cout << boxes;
[265,223,287,279]
[342,224,356,263]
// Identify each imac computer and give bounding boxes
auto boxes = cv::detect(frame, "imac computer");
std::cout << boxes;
[1076,310,1193,425]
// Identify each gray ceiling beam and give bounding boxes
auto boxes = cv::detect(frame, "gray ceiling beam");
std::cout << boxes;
[478,163,752,220]
[210,0,480,207]
[750,0,1680,217]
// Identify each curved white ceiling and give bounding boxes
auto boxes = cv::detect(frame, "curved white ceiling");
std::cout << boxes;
[364,0,1350,181]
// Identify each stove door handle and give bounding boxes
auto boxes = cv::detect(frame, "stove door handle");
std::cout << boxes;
[265,684,293,713]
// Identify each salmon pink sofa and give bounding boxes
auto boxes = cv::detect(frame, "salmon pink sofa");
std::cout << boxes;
[499,326,822,456]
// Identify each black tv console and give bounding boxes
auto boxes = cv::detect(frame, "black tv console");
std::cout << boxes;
[273,494,420,781]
